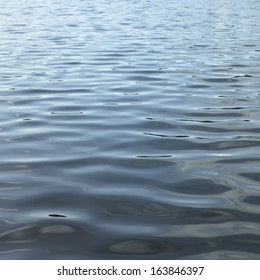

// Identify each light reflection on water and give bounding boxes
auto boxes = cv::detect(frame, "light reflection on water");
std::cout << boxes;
[0,0,260,259]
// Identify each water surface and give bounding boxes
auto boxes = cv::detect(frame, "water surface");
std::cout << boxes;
[1,0,260,259]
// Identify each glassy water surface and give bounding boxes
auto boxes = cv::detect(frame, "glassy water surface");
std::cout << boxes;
[1,0,260,259]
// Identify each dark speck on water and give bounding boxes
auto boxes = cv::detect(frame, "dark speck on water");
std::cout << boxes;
[1,0,260,260]
[48,214,67,218]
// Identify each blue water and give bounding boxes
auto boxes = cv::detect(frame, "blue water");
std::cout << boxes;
[1,0,260,259]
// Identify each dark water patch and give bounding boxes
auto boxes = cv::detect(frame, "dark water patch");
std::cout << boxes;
[164,179,231,195]
[238,172,260,183]
[243,196,260,206]
[234,74,253,78]
[217,157,260,164]
[186,112,243,118]
[50,111,84,116]
[187,84,211,88]
[202,78,238,83]
[229,64,249,68]
[49,214,67,218]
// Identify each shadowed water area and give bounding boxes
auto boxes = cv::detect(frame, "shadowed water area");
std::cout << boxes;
[0,0,260,259]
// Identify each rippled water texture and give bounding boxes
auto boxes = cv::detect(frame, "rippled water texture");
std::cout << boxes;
[1,0,260,259]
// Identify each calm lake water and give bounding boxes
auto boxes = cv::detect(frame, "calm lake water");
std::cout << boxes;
[1,0,260,259]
